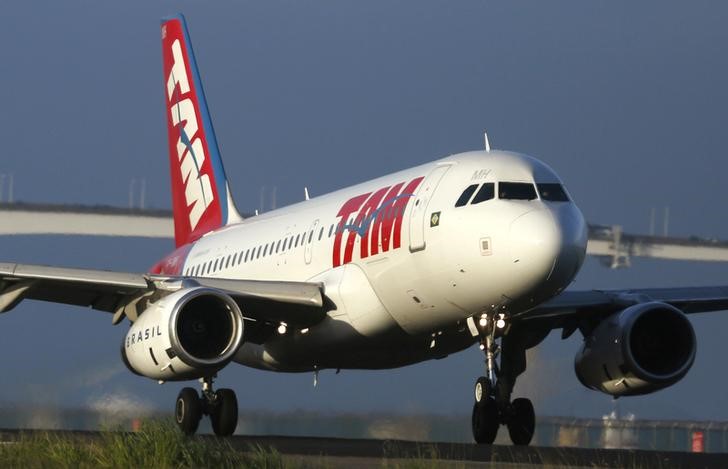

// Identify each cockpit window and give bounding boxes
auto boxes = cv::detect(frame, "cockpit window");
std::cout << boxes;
[471,183,495,204]
[455,184,478,207]
[537,183,569,202]
[499,182,537,200]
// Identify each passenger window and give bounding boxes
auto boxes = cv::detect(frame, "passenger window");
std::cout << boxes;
[308,231,314,243]
[244,250,249,262]
[276,240,281,253]
[455,184,479,207]
[471,183,495,204]
[213,259,219,272]
[499,182,537,200]
[329,224,334,237]
[319,227,324,241]
[537,183,569,202]
[225,255,231,269]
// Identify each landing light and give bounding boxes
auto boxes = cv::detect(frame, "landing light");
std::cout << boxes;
[478,314,488,327]
[496,314,506,329]
[277,323,287,335]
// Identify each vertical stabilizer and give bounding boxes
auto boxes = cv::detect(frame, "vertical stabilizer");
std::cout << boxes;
[161,14,243,247]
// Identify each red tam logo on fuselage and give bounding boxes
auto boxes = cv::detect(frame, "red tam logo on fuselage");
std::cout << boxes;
[332,177,424,267]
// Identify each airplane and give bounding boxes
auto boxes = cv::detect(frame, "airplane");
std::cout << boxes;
[2,13,727,445]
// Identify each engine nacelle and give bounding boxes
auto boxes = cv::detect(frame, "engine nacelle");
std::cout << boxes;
[121,287,244,381]
[574,302,696,396]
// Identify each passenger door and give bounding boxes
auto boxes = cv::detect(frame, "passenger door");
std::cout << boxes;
[409,164,451,252]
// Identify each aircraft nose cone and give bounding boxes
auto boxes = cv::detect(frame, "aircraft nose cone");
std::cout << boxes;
[509,209,561,276]
[508,206,587,301]
[550,205,588,288]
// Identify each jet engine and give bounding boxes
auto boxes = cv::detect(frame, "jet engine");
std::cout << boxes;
[121,287,244,380]
[574,302,696,396]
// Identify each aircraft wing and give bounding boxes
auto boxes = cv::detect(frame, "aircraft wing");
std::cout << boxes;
[0,263,327,332]
[514,286,728,332]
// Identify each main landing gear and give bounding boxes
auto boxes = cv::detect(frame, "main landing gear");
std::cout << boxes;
[471,313,536,446]
[175,376,238,436]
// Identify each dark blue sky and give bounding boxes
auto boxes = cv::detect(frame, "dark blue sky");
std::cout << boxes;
[1,1,728,423]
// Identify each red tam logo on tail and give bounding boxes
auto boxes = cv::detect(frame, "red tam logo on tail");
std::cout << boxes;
[167,39,214,230]
[162,18,223,247]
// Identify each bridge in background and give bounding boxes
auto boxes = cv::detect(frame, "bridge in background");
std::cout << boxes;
[2,202,728,269]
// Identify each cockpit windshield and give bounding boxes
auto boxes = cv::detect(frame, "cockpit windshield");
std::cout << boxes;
[498,182,537,200]
[537,183,569,202]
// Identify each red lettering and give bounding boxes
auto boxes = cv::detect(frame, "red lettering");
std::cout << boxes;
[331,177,424,268]
[370,182,404,255]
[353,187,389,261]
[332,193,370,267]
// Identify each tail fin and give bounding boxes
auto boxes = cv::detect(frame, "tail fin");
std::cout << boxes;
[161,14,243,247]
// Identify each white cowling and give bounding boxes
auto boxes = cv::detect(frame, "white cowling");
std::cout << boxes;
[121,287,244,381]
[574,302,696,397]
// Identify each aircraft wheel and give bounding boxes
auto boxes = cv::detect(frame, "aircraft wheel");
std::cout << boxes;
[175,387,202,436]
[210,388,238,436]
[474,376,491,404]
[507,398,535,446]
[472,398,499,444]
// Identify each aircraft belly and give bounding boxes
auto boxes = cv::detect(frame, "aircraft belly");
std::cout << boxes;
[232,314,478,372]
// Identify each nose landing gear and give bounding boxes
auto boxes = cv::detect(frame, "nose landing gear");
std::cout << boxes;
[175,376,238,436]
[471,313,536,446]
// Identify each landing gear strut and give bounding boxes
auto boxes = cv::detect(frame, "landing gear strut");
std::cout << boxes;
[471,313,536,446]
[175,376,238,436]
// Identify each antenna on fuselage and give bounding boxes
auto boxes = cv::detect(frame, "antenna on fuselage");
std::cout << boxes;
[483,131,491,153]
[304,187,310,201]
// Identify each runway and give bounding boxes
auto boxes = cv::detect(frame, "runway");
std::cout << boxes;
[1,429,726,468]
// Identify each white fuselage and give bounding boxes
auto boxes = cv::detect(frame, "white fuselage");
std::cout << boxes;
[176,150,587,372]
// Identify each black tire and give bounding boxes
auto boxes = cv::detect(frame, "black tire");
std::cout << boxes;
[471,398,499,444]
[507,398,535,446]
[210,388,238,436]
[474,376,491,404]
[175,387,202,436]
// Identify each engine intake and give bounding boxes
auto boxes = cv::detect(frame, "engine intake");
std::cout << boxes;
[121,287,244,380]
[574,302,696,396]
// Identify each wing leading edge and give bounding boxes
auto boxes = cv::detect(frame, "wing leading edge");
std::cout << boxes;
[0,263,327,338]
[514,285,728,335]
